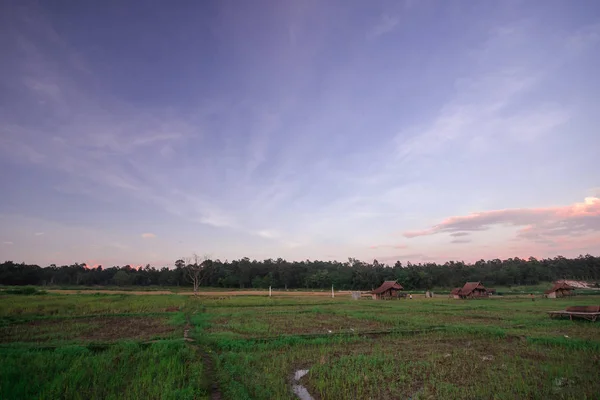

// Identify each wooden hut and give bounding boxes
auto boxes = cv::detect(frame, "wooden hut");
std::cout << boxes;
[451,282,489,299]
[544,281,575,298]
[371,280,403,300]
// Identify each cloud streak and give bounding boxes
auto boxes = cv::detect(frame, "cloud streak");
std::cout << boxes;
[449,232,469,237]
[450,239,472,244]
[368,14,399,38]
[369,244,408,250]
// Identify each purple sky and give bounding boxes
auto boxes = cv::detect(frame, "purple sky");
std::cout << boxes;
[1,1,599,267]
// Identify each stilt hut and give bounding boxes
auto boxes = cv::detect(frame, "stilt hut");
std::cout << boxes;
[371,280,403,300]
[544,281,575,298]
[451,282,489,299]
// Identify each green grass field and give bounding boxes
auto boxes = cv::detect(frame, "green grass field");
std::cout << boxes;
[1,291,599,399]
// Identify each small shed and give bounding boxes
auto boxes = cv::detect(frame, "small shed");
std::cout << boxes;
[371,280,403,300]
[451,282,489,299]
[544,281,575,298]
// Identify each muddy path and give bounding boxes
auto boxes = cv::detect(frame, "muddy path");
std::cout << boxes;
[199,345,222,400]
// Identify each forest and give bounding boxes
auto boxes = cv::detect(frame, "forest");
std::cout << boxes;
[1,254,599,290]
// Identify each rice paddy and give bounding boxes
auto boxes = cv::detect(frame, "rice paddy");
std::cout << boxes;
[1,290,599,399]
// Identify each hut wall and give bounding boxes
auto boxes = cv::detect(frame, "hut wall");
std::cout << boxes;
[556,289,573,298]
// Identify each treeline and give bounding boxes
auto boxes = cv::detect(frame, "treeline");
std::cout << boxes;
[1,255,599,290]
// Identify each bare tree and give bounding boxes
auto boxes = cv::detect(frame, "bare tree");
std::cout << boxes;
[185,253,210,295]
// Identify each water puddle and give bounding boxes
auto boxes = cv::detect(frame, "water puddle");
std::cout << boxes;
[183,326,194,342]
[294,369,309,380]
[292,369,314,400]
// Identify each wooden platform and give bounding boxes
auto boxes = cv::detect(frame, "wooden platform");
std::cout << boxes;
[548,310,600,321]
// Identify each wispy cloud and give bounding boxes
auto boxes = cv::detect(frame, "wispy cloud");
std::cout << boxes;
[34,232,44,236]
[367,14,399,38]
[141,233,156,239]
[2,241,14,245]
[0,10,237,233]
[369,244,408,250]
[393,21,588,163]
[395,69,560,162]
[256,230,280,239]
[566,23,600,52]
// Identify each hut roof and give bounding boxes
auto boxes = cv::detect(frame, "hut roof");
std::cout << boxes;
[544,281,576,294]
[450,287,462,295]
[372,280,403,294]
[460,282,486,296]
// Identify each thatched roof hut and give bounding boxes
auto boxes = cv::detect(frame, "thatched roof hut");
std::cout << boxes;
[451,282,488,299]
[544,281,575,298]
[371,280,403,300]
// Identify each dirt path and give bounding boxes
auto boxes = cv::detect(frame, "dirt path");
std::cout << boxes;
[199,345,221,400]
[184,314,222,400]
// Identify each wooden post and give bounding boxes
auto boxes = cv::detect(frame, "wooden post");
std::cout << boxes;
[331,285,334,298]
[269,286,272,298]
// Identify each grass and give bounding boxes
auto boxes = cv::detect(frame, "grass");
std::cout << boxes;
[0,293,186,317]
[0,341,207,400]
[210,332,600,399]
[1,290,599,399]
[0,315,182,344]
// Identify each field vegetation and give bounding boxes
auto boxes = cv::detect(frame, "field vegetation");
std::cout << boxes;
[1,291,599,399]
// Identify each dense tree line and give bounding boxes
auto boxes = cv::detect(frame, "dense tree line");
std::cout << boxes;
[1,255,599,290]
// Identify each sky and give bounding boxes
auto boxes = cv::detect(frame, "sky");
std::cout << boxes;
[1,0,599,268]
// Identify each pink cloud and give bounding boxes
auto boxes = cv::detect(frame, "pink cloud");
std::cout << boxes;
[404,197,600,243]
[369,244,408,250]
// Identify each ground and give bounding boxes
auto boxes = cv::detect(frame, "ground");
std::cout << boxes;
[1,289,599,399]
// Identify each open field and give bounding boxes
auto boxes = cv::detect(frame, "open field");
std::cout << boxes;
[44,289,341,296]
[1,291,599,399]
